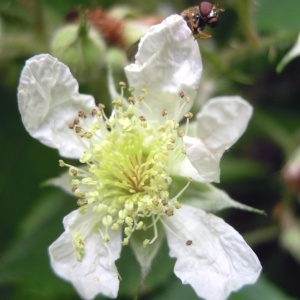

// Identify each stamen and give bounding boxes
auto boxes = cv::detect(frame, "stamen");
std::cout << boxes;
[60,82,195,249]
[159,218,186,243]
[119,81,126,89]
[148,215,158,244]
[169,178,192,202]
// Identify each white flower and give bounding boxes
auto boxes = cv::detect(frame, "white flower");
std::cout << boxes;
[18,15,261,300]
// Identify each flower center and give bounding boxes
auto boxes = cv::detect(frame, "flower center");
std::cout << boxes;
[60,85,192,258]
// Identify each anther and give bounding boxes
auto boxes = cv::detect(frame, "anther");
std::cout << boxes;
[186,240,193,246]
[124,227,132,237]
[119,81,126,89]
[77,199,88,206]
[74,189,86,198]
[143,239,150,248]
[178,130,184,137]
[167,144,174,150]
[91,108,98,116]
[136,221,144,230]
[184,112,193,119]
[139,116,146,122]
[103,234,110,243]
[70,168,78,176]
[103,215,113,227]
[165,208,174,216]
[69,123,75,129]
[112,99,123,107]
[98,103,105,110]
[84,132,93,139]
[178,91,185,98]
[73,118,80,125]
[162,109,168,116]
[75,126,82,133]
[161,199,168,206]
[174,200,182,209]
[78,111,87,118]
[111,223,119,231]
[152,196,159,206]
[58,160,65,167]
[128,86,135,93]
[128,96,135,104]
[122,237,129,246]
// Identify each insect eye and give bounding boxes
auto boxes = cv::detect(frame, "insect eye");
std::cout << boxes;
[199,1,213,17]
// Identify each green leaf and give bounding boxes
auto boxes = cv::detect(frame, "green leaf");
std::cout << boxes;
[0,188,78,299]
[255,0,300,33]
[229,274,295,300]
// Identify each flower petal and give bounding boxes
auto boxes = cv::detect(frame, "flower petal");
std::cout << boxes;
[197,96,253,153]
[183,135,221,183]
[125,15,202,121]
[18,54,96,158]
[49,209,122,299]
[163,205,262,300]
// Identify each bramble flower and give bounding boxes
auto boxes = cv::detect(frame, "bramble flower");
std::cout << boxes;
[18,15,261,300]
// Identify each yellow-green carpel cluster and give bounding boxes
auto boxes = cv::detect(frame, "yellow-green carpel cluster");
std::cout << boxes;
[60,86,192,251]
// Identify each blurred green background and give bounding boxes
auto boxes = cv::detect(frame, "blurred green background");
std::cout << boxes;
[1,0,300,299]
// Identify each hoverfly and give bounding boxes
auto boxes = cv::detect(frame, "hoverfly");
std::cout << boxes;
[181,1,224,39]
[127,2,224,62]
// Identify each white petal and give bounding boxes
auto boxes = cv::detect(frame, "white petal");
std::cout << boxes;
[49,209,122,299]
[18,54,96,158]
[163,205,262,300]
[183,135,221,183]
[197,96,253,153]
[125,15,202,121]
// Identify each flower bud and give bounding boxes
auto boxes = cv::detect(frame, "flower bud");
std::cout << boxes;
[51,23,106,83]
